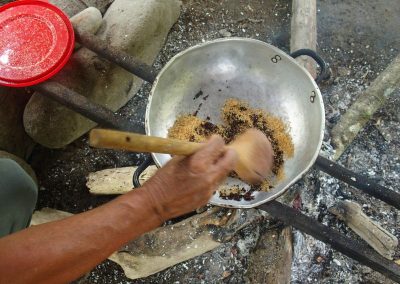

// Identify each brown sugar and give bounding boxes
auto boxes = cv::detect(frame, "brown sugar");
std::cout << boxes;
[168,98,294,200]
[168,115,223,143]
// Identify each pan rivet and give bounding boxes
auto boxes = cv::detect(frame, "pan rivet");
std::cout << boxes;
[271,55,282,63]
[310,91,316,103]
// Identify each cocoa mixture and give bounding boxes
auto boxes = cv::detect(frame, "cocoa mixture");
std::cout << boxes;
[168,98,294,200]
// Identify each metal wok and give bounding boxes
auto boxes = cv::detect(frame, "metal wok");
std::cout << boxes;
[144,38,326,208]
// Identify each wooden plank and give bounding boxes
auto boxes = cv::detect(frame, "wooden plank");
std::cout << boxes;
[331,53,400,159]
[246,225,293,283]
[86,165,157,195]
[290,0,317,77]
[31,207,266,280]
[329,200,398,260]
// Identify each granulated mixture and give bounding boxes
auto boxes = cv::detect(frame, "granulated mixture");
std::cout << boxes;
[168,98,294,200]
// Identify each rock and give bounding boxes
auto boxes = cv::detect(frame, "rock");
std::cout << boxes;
[70,7,103,50]
[337,66,351,77]
[70,7,103,35]
[24,0,182,148]
[219,28,232,37]
[49,0,113,17]
[80,0,114,14]
[49,0,88,17]
[0,87,35,159]
[0,150,37,184]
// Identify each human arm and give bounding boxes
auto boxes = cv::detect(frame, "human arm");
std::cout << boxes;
[0,136,237,284]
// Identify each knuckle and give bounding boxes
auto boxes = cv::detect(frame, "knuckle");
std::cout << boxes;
[187,157,207,174]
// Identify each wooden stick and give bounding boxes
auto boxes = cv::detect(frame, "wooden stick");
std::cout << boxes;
[89,129,202,155]
[329,200,398,260]
[290,0,317,78]
[283,3,317,282]
[86,166,158,195]
[258,201,400,282]
[331,54,400,159]
[89,128,274,184]
[276,226,293,284]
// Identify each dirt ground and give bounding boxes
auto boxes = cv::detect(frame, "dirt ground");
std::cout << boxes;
[29,0,399,283]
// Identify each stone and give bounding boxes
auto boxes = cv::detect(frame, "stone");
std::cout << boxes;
[80,0,114,14]
[49,0,113,17]
[24,0,182,148]
[49,0,88,17]
[0,87,35,159]
[219,29,232,37]
[0,150,37,184]
[70,7,103,50]
[70,7,103,36]
[337,66,351,77]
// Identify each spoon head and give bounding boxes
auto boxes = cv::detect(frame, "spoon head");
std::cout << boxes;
[228,128,274,184]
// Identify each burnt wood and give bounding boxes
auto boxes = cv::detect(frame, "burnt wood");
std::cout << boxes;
[258,201,400,282]
[315,156,400,210]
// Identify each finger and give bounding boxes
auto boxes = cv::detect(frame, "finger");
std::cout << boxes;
[169,155,185,163]
[184,135,225,173]
[210,148,238,183]
[192,135,225,165]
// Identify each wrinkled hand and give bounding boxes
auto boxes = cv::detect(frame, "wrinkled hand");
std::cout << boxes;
[140,136,237,222]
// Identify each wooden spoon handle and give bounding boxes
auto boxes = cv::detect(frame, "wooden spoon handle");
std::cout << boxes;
[89,129,203,156]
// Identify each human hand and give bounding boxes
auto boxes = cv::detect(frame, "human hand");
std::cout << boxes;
[139,136,237,222]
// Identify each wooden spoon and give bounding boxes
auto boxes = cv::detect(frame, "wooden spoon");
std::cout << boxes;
[89,128,274,184]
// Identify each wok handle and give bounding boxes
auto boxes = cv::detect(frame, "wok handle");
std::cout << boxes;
[133,155,154,188]
[290,49,329,83]
[89,129,203,155]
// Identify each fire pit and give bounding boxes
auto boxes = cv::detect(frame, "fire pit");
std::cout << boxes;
[4,0,398,282]
[31,24,400,282]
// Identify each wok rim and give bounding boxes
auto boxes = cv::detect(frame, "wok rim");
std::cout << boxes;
[145,37,325,208]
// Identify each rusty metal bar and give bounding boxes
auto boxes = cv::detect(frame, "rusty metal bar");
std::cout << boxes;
[315,156,400,210]
[33,81,144,133]
[73,26,157,83]
[259,201,400,282]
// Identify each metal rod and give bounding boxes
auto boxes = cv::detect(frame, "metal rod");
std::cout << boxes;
[258,201,400,282]
[315,155,400,210]
[73,26,157,83]
[33,82,144,133]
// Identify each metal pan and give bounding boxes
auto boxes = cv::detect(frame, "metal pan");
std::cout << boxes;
[144,38,327,208]
[34,28,399,210]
